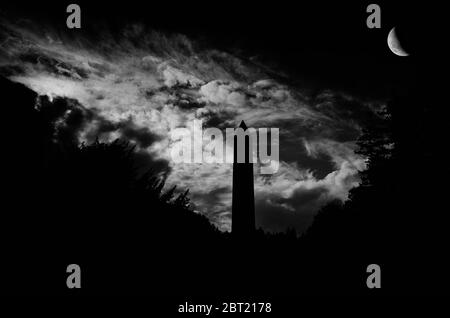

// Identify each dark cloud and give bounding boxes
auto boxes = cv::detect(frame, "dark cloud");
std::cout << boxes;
[256,185,330,234]
[279,186,329,213]
[256,198,315,234]
[80,113,162,149]
[0,15,382,234]
[31,94,171,175]
[131,147,171,175]
[119,120,162,148]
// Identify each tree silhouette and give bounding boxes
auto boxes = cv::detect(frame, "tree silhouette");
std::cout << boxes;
[2,75,412,296]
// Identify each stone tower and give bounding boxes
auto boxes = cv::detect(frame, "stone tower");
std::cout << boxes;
[231,120,255,236]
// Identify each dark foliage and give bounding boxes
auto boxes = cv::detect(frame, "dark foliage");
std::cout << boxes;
[2,73,433,299]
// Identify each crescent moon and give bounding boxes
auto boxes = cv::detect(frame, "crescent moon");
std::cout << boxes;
[387,27,409,56]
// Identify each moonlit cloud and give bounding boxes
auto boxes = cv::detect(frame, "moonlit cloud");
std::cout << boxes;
[0,19,384,233]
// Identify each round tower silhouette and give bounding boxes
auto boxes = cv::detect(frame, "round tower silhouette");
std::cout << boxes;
[231,120,255,238]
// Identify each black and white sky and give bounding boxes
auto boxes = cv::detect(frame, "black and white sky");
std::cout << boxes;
[0,1,428,233]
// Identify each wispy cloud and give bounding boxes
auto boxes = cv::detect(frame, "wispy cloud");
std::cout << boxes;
[0,20,383,233]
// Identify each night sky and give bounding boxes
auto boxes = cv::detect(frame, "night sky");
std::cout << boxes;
[0,1,440,233]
